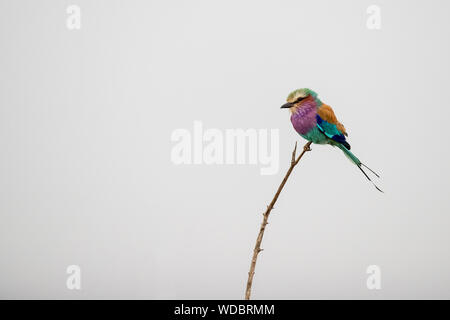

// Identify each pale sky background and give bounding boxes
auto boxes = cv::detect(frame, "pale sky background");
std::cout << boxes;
[1,0,450,299]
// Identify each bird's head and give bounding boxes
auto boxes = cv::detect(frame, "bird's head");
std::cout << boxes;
[280,88,319,112]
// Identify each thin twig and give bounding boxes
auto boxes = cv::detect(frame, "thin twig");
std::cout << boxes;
[245,141,312,300]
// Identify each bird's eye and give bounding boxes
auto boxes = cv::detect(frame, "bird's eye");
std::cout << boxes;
[294,96,307,103]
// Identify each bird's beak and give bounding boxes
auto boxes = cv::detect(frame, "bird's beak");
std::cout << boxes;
[280,102,293,109]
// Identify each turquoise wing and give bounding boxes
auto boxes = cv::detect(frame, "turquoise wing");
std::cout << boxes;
[315,114,351,149]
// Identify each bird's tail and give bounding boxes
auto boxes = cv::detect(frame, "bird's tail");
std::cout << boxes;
[337,144,383,193]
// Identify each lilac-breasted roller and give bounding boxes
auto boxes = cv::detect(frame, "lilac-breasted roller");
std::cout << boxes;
[281,88,382,192]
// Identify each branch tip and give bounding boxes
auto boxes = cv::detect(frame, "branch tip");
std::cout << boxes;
[291,142,298,164]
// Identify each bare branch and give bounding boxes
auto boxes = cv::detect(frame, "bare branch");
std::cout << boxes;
[245,141,312,300]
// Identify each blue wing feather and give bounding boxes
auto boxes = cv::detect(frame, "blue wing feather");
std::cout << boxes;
[316,114,351,149]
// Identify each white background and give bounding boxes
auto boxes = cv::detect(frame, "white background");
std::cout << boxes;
[1,0,449,298]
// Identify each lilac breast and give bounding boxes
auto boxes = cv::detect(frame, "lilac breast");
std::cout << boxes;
[290,102,317,135]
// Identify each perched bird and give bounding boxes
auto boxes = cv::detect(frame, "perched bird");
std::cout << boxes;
[281,88,382,192]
